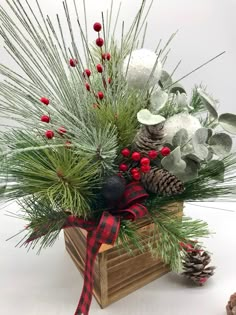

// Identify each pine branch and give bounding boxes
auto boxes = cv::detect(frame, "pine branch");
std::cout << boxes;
[15,197,68,252]
[1,131,102,216]
[148,213,209,272]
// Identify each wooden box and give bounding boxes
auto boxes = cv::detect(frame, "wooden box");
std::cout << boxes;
[64,202,183,308]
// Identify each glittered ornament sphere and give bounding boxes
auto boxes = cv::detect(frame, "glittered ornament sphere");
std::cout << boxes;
[102,175,126,201]
[122,49,162,89]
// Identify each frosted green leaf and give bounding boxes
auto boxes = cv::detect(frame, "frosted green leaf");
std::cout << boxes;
[197,88,218,119]
[161,146,186,174]
[159,70,172,89]
[137,109,165,125]
[170,83,186,94]
[208,133,232,156]
[219,113,236,134]
[172,129,188,147]
[150,88,168,113]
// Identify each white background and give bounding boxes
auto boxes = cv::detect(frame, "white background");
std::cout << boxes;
[0,1,236,314]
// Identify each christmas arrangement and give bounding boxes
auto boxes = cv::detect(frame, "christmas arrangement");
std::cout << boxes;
[0,1,236,314]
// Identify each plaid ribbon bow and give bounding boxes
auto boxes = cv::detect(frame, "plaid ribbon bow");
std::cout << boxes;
[25,182,148,315]
[71,181,149,315]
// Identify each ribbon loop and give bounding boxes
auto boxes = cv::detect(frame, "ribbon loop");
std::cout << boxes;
[95,211,120,245]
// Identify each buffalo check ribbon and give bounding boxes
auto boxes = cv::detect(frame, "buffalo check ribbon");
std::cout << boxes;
[25,182,148,315]
[72,181,148,315]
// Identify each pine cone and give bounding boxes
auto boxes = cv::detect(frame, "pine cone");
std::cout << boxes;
[141,167,184,196]
[134,123,165,155]
[226,293,236,315]
[182,245,215,286]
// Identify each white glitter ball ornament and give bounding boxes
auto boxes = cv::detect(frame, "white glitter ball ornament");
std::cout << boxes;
[164,113,202,145]
[122,49,162,89]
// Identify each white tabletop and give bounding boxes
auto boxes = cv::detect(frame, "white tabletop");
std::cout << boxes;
[0,201,235,315]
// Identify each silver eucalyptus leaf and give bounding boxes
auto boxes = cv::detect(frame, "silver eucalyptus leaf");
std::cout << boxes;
[192,128,209,160]
[192,143,209,160]
[161,146,186,174]
[208,133,233,156]
[206,147,214,161]
[183,154,201,164]
[197,88,218,119]
[177,156,200,182]
[194,128,212,144]
[159,70,172,89]
[170,83,186,94]
[150,88,168,113]
[218,113,236,134]
[172,129,189,147]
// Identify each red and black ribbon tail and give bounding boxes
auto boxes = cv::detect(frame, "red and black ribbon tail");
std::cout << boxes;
[74,231,102,315]
[74,211,120,315]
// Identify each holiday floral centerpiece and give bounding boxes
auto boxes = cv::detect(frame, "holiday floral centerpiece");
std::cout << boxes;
[0,1,236,314]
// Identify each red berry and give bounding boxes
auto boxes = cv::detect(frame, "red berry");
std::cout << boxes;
[148,150,158,159]
[102,52,111,61]
[85,83,90,91]
[69,58,77,67]
[97,91,104,100]
[121,148,130,157]
[161,147,171,156]
[45,130,54,139]
[41,115,50,123]
[141,165,151,173]
[131,168,139,174]
[119,163,128,172]
[93,22,102,32]
[96,37,104,47]
[40,97,50,105]
[140,157,150,166]
[131,152,141,161]
[83,69,91,78]
[199,278,208,284]
[108,77,112,84]
[58,127,66,134]
[96,64,103,73]
[132,172,141,181]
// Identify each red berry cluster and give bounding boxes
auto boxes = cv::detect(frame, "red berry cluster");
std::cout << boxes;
[119,146,172,181]
[119,148,156,181]
[40,97,69,144]
[68,22,112,109]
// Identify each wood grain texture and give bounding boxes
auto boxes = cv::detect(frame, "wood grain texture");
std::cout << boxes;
[64,202,183,308]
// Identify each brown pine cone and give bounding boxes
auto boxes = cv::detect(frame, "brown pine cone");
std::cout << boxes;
[182,245,215,286]
[141,167,184,196]
[226,293,236,315]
